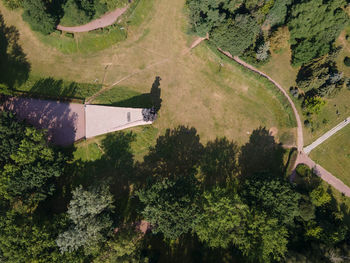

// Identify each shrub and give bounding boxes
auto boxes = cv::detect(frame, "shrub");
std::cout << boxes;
[344,56,350,67]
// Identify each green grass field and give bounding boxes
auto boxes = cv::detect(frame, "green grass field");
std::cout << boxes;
[260,32,350,145]
[1,0,296,153]
[310,125,350,186]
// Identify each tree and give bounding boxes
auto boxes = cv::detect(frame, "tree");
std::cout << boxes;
[1,0,23,9]
[211,14,260,56]
[22,0,56,35]
[93,228,147,263]
[194,187,249,248]
[56,185,114,255]
[137,176,199,240]
[0,111,65,207]
[264,0,292,28]
[0,208,81,263]
[242,173,301,226]
[237,210,289,263]
[288,0,348,66]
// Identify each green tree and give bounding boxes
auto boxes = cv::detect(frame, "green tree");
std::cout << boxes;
[243,173,301,225]
[237,210,288,262]
[211,14,260,56]
[288,0,348,66]
[1,0,23,9]
[94,228,147,263]
[137,176,199,240]
[194,187,249,248]
[0,112,65,206]
[22,0,56,34]
[56,185,114,255]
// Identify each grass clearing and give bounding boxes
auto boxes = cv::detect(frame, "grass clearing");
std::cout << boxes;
[1,0,296,148]
[74,126,159,162]
[310,125,350,186]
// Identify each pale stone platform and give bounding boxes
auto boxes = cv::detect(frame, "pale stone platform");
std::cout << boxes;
[85,105,152,138]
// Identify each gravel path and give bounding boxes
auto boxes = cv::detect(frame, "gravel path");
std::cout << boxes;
[304,117,350,154]
[57,6,128,33]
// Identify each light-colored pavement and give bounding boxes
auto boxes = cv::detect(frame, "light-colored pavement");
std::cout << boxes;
[57,6,128,33]
[296,152,350,197]
[85,105,152,138]
[304,117,350,154]
[2,96,85,146]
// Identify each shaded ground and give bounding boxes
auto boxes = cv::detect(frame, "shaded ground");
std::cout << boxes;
[57,6,129,33]
[1,96,85,145]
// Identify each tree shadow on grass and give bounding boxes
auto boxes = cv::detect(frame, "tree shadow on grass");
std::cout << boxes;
[109,76,162,110]
[0,13,30,89]
[138,125,204,184]
[239,127,285,177]
[200,137,239,189]
[28,77,101,100]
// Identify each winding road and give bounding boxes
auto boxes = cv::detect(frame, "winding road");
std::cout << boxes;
[57,6,128,33]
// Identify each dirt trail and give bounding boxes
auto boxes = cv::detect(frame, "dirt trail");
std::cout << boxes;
[57,6,128,33]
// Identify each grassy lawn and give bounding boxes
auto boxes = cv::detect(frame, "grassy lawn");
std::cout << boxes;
[260,31,350,145]
[310,124,350,186]
[1,0,296,148]
[74,126,159,162]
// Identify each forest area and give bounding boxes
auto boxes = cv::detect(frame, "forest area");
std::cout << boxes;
[0,112,350,263]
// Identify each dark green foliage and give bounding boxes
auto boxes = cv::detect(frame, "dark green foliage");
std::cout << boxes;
[0,210,82,263]
[344,56,350,67]
[194,187,249,249]
[0,111,65,206]
[296,53,344,98]
[137,176,199,240]
[22,0,56,35]
[264,0,291,28]
[1,0,23,9]
[242,173,301,226]
[288,0,348,66]
[0,13,30,89]
[60,0,92,26]
[211,14,260,56]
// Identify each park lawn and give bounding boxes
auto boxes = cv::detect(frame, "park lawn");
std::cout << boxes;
[74,126,159,162]
[0,0,295,147]
[310,124,350,187]
[260,32,350,145]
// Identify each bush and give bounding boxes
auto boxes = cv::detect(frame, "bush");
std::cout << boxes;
[1,0,23,9]
[344,56,350,67]
[22,0,56,35]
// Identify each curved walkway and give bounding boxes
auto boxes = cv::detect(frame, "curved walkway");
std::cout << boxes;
[57,6,128,33]
[212,46,350,196]
[217,48,304,154]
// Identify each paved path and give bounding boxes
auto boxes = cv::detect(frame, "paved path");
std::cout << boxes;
[57,6,128,33]
[210,46,350,196]
[1,96,85,146]
[304,117,350,154]
[217,49,304,154]
[85,105,152,138]
[297,152,350,197]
